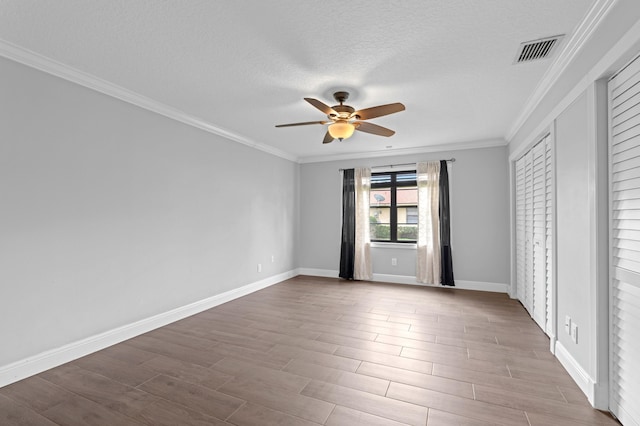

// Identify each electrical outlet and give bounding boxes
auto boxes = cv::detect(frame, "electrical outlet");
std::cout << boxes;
[571,322,578,343]
[271,255,275,263]
[391,258,397,266]
[257,263,262,273]
[564,315,571,335]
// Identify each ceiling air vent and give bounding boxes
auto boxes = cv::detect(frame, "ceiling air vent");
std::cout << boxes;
[514,35,564,64]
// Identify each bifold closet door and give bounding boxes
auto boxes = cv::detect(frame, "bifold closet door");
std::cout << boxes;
[609,54,640,426]
[516,151,534,315]
[515,156,527,308]
[544,137,553,335]
[532,139,548,329]
[524,151,534,314]
[514,135,552,333]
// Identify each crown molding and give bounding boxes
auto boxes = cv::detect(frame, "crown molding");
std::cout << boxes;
[298,138,507,164]
[0,39,298,163]
[505,0,617,142]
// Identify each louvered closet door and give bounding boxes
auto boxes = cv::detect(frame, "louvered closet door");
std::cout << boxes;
[544,136,553,335]
[524,151,534,315]
[609,54,640,426]
[531,140,547,328]
[515,136,552,334]
[516,156,527,304]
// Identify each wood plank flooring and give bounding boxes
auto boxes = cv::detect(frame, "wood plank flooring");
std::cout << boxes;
[0,276,620,425]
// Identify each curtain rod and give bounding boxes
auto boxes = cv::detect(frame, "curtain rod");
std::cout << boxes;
[338,158,455,172]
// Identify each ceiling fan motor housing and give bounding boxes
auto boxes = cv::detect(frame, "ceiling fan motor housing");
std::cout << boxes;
[329,91,355,119]
[330,104,355,119]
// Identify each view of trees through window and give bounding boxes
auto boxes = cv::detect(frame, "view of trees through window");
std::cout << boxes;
[370,171,418,242]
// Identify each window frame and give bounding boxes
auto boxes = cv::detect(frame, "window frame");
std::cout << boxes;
[370,170,418,243]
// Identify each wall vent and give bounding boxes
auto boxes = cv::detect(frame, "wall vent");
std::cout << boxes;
[514,35,564,64]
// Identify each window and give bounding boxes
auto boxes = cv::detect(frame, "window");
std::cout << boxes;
[369,171,418,242]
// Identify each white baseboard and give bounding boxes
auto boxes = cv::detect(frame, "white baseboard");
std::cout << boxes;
[297,268,508,293]
[543,336,609,410]
[296,268,339,278]
[0,269,297,388]
[453,280,509,293]
[373,273,419,286]
[554,340,607,408]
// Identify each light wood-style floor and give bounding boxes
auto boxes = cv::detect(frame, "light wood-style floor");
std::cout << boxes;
[0,276,620,425]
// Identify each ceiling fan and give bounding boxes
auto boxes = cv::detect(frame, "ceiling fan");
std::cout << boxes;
[275,91,405,144]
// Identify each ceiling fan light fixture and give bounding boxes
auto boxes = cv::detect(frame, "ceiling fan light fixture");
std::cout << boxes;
[328,121,355,140]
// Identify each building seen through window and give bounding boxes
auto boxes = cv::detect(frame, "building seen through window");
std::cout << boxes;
[370,171,418,242]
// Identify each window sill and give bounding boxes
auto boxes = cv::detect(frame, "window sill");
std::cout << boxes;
[371,242,417,250]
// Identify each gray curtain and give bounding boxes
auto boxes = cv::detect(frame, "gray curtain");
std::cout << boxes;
[339,169,355,280]
[439,160,455,286]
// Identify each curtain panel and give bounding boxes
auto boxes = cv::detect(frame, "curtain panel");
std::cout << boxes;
[416,162,441,284]
[439,160,455,286]
[339,168,372,281]
[339,169,356,280]
[354,168,372,280]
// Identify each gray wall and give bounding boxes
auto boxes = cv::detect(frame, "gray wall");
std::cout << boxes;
[510,80,609,406]
[505,0,640,406]
[555,92,592,369]
[0,57,299,367]
[299,145,510,286]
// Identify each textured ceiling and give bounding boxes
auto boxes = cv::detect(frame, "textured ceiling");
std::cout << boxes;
[0,0,596,161]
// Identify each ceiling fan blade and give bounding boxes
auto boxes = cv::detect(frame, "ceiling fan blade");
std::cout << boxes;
[354,121,395,137]
[352,102,405,120]
[322,131,335,144]
[305,98,337,116]
[275,120,328,128]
